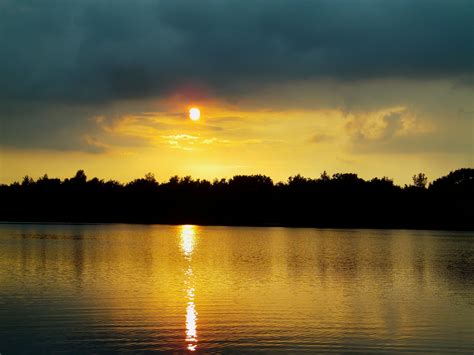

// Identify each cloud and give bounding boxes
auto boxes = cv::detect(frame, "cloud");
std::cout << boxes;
[0,0,472,105]
[309,133,334,144]
[344,107,472,154]
[82,135,109,153]
[0,0,472,155]
[346,107,407,141]
[0,102,106,152]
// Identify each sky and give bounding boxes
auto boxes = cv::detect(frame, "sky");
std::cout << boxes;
[0,0,473,185]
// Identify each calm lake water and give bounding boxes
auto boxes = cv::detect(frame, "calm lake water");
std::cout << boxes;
[0,224,472,353]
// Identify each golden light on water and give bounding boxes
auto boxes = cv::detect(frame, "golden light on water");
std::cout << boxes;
[1,225,471,352]
[180,225,198,351]
[180,225,196,259]
[185,285,198,351]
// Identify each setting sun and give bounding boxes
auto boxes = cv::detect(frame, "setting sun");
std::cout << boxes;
[189,107,200,121]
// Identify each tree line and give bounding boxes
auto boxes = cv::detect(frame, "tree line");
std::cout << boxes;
[0,168,472,230]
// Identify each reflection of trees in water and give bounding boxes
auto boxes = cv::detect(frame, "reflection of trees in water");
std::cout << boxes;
[439,248,474,286]
[18,228,86,289]
[282,229,473,293]
[227,231,275,281]
[283,230,399,284]
[72,233,84,288]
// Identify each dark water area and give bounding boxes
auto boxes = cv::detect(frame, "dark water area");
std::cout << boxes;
[0,224,472,353]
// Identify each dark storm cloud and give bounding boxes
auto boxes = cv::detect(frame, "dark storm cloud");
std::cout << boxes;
[0,101,107,152]
[0,0,473,152]
[0,0,473,104]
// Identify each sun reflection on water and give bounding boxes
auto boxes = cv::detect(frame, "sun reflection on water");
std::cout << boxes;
[181,225,196,260]
[180,225,198,351]
[185,285,198,351]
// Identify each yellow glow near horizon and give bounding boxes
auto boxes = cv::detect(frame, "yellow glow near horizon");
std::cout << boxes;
[2,97,469,187]
[189,107,200,121]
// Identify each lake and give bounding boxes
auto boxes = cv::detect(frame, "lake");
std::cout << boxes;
[0,224,472,353]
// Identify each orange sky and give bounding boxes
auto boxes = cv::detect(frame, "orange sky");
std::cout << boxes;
[0,2,472,185]
[1,79,472,185]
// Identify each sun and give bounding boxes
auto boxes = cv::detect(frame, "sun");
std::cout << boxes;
[189,107,200,121]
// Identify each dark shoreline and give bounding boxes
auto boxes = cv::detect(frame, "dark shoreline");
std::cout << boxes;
[2,168,472,232]
[1,220,472,232]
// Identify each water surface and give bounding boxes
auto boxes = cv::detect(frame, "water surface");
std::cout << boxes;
[0,224,472,353]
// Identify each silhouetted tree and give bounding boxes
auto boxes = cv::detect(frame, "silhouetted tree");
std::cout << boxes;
[72,170,87,184]
[144,172,156,183]
[320,171,330,181]
[412,173,428,188]
[21,175,34,186]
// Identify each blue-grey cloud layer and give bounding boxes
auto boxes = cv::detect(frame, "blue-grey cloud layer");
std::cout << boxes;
[0,0,473,151]
[1,0,473,104]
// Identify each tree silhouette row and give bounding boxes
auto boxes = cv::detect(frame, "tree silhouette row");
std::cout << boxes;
[1,168,472,230]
